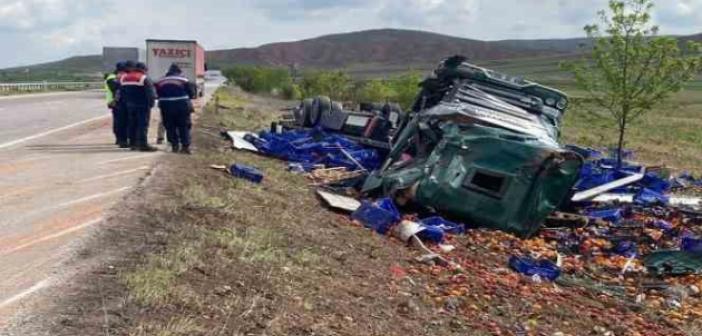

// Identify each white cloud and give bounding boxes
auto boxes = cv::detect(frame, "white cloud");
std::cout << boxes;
[0,0,700,68]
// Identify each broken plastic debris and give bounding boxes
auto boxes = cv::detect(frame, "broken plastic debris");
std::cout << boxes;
[419,216,465,234]
[316,190,361,212]
[395,220,425,243]
[351,198,401,234]
[612,240,638,258]
[226,131,259,152]
[585,208,623,224]
[572,167,646,202]
[252,129,382,171]
[229,164,264,183]
[634,188,670,206]
[681,237,702,254]
[509,256,561,281]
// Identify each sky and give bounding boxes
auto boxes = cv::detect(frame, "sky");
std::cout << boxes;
[0,0,700,68]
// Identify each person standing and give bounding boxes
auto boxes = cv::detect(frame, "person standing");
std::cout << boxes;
[119,62,158,152]
[105,62,130,147]
[155,64,196,154]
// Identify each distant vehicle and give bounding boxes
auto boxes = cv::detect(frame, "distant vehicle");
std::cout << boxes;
[102,47,143,73]
[146,39,206,97]
[205,70,223,80]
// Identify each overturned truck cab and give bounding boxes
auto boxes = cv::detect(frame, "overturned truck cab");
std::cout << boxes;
[362,56,583,237]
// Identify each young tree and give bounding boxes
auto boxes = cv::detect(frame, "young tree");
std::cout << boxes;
[563,0,702,167]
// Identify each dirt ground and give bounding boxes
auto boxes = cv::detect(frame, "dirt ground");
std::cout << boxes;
[7,86,699,336]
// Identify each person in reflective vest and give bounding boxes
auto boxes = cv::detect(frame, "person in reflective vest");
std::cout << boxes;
[105,62,130,147]
[119,62,157,152]
[155,64,196,154]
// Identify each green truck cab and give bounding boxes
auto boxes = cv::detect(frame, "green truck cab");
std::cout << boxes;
[362,56,583,237]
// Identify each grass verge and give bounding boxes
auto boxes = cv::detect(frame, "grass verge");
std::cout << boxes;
[23,85,697,336]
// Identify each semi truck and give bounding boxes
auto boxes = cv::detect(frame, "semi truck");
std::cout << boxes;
[146,39,206,97]
[102,47,143,73]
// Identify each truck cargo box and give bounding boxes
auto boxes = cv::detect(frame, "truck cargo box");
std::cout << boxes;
[146,39,206,96]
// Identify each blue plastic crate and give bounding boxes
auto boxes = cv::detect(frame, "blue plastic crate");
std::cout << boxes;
[351,198,401,234]
[229,164,264,184]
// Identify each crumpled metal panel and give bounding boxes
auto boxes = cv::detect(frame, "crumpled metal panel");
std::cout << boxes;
[363,57,582,237]
[424,84,560,147]
[413,124,582,237]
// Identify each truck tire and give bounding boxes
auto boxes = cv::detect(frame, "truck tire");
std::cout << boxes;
[321,101,348,131]
[308,96,330,127]
[300,98,314,126]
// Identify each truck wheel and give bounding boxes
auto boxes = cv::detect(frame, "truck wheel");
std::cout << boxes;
[308,96,330,127]
[322,101,348,131]
[299,98,314,126]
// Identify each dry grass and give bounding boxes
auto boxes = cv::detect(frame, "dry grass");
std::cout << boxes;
[116,87,429,335]
[129,317,202,336]
[122,239,203,306]
[28,85,694,336]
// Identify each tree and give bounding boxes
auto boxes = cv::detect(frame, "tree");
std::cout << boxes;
[299,70,352,101]
[388,72,422,110]
[355,79,397,103]
[562,0,702,167]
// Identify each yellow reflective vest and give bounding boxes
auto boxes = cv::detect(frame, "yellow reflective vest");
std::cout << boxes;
[104,73,117,105]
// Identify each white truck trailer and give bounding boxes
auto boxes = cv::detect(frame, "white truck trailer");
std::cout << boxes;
[145,39,206,97]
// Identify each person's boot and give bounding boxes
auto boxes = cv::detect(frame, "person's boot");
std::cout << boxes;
[118,142,130,149]
[180,145,191,155]
[171,144,180,153]
[138,144,158,152]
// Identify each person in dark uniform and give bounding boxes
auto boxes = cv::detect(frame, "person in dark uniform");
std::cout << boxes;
[105,62,130,148]
[119,62,158,152]
[155,64,196,154]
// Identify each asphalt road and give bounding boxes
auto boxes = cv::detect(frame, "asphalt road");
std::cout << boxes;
[0,80,223,325]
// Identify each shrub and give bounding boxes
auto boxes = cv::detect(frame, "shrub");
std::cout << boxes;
[298,71,353,101]
[225,65,423,109]
[224,66,293,95]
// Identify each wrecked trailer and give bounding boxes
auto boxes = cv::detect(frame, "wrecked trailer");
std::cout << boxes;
[362,56,583,237]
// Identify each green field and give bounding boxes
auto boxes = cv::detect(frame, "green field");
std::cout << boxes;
[326,56,702,174]
[474,56,702,172]
[562,87,702,173]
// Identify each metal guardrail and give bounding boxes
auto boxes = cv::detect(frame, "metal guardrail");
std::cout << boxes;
[0,81,103,93]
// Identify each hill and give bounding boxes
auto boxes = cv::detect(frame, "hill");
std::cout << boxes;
[0,55,102,82]
[206,29,560,69]
[1,29,700,82]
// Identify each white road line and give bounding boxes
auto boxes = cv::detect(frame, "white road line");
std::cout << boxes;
[54,187,131,209]
[1,217,104,256]
[0,90,101,101]
[0,279,51,309]
[77,166,150,183]
[0,114,110,150]
[98,153,156,165]
[0,185,129,229]
[9,154,56,163]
